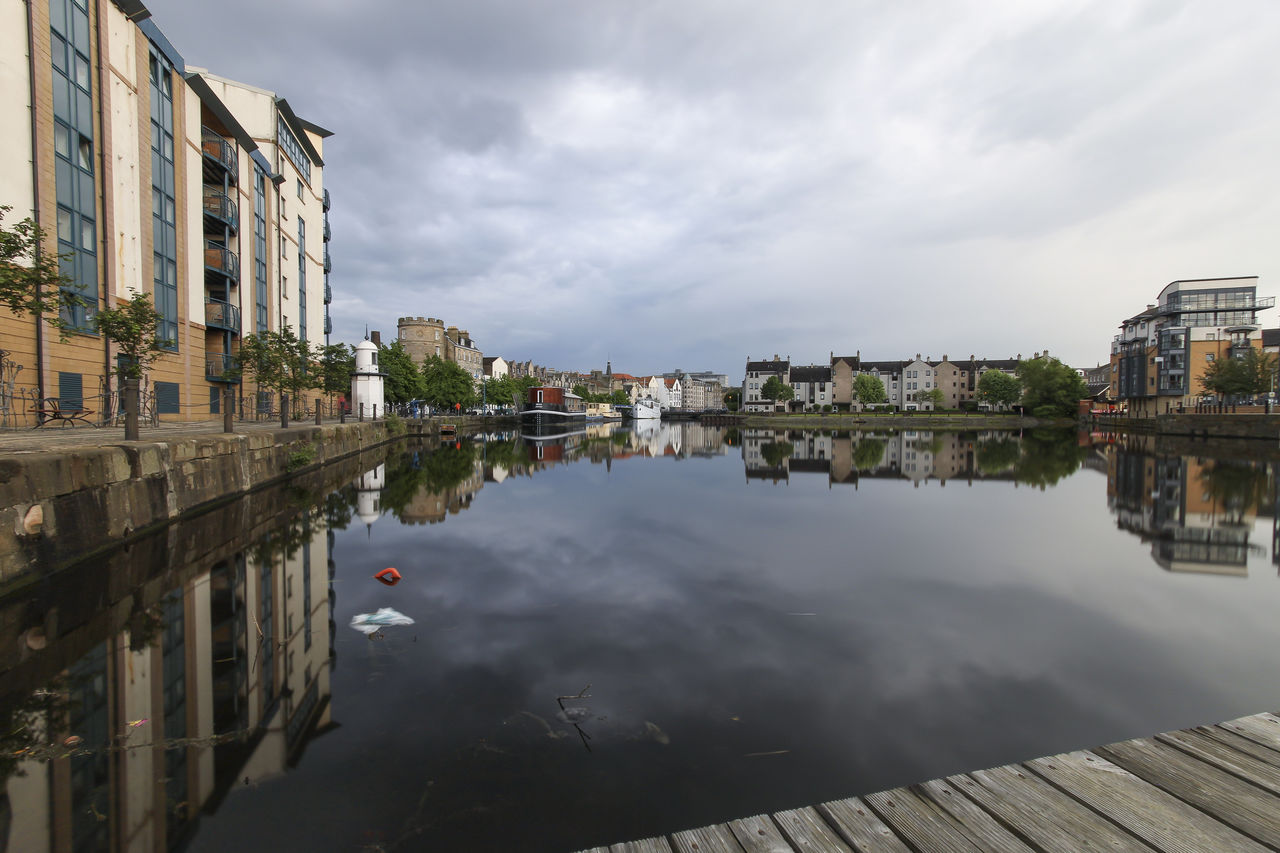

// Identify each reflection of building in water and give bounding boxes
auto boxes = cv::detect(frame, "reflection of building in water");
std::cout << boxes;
[401,458,486,524]
[355,464,386,531]
[3,520,335,852]
[1108,447,1259,576]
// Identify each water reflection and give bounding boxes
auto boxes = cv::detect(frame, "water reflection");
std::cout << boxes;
[3,425,1278,851]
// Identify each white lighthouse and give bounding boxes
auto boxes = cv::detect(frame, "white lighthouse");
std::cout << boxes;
[351,339,386,418]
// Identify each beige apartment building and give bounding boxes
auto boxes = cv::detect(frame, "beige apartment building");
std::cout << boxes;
[0,0,332,426]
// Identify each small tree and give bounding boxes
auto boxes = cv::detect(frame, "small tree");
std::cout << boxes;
[319,343,355,398]
[238,325,319,426]
[379,340,423,403]
[977,370,1021,409]
[0,205,83,329]
[1016,357,1087,418]
[920,388,945,409]
[853,374,887,407]
[1238,347,1276,399]
[760,375,795,408]
[92,291,172,439]
[723,388,741,411]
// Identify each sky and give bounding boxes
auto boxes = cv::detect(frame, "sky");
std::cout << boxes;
[142,0,1280,383]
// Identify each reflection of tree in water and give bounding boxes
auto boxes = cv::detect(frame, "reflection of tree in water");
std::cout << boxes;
[759,440,794,468]
[380,442,479,520]
[853,438,886,470]
[976,436,1021,474]
[0,680,68,787]
[1201,461,1270,522]
[1012,429,1087,488]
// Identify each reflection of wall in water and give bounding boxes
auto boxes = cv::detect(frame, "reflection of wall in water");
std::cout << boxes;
[2,519,335,852]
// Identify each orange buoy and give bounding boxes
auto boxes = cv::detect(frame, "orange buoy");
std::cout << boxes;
[374,567,402,586]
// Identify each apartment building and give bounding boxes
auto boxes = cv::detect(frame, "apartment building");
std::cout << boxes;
[742,356,789,412]
[0,0,331,424]
[1111,277,1273,415]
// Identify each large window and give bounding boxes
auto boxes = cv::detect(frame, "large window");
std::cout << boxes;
[149,48,178,350]
[254,169,268,332]
[277,115,312,182]
[50,0,98,329]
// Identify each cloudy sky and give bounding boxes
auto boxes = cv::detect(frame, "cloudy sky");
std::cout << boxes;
[144,0,1280,382]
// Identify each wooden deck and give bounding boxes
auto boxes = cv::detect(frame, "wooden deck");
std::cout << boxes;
[577,712,1280,852]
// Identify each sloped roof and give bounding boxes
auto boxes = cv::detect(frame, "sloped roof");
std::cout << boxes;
[790,366,831,382]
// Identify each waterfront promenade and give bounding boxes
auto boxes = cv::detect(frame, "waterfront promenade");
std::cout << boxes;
[579,711,1280,853]
[0,416,341,453]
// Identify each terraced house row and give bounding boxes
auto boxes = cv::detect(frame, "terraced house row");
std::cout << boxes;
[0,0,333,426]
[742,353,1029,413]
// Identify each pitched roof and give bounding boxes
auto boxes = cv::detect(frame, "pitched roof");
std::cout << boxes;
[745,359,789,373]
[789,366,831,382]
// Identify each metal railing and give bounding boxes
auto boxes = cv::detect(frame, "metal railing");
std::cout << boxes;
[1154,296,1275,316]
[323,219,331,242]
[324,282,331,304]
[205,242,240,282]
[201,127,236,174]
[205,298,241,334]
[322,188,330,211]
[206,352,239,382]
[202,189,238,229]
[323,250,331,274]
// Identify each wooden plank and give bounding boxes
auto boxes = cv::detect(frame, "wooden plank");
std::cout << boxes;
[1197,724,1280,767]
[771,807,853,852]
[862,788,986,852]
[951,766,1157,852]
[1096,737,1280,848]
[611,839,675,853]
[911,778,1036,852]
[1219,713,1280,752]
[727,814,795,853]
[671,824,745,853]
[1027,750,1270,853]
[816,797,912,852]
[1157,728,1280,795]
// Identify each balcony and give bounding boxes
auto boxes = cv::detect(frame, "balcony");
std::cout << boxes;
[322,188,330,211]
[201,127,236,181]
[205,242,240,282]
[323,250,331,274]
[324,282,332,304]
[203,190,238,231]
[323,219,331,242]
[1155,296,1275,316]
[324,315,332,335]
[205,352,239,383]
[205,298,241,334]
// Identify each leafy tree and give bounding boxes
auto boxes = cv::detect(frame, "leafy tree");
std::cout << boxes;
[853,374,887,406]
[760,375,795,406]
[422,355,475,411]
[318,343,355,396]
[0,205,84,330]
[852,437,886,470]
[572,383,589,399]
[759,440,793,467]
[608,389,629,405]
[977,370,1021,409]
[723,388,741,411]
[238,325,319,414]
[920,388,945,408]
[378,340,423,403]
[1202,347,1277,400]
[92,292,172,380]
[1016,357,1087,418]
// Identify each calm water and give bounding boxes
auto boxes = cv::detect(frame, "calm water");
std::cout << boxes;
[3,424,1280,852]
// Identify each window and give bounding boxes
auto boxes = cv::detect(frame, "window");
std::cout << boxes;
[1205,353,1215,362]
[155,381,180,414]
[148,46,178,350]
[297,178,303,199]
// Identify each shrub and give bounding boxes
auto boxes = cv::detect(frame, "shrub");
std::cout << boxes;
[385,411,407,436]
[285,442,318,472]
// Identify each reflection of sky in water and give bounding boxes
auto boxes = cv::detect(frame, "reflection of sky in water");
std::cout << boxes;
[193,440,1280,853]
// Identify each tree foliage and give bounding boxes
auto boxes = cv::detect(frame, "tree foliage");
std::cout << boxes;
[919,388,945,408]
[422,355,475,410]
[483,374,542,410]
[0,205,83,328]
[1011,428,1087,488]
[378,340,423,403]
[975,436,1021,473]
[852,437,886,470]
[238,325,319,401]
[318,343,355,395]
[1199,347,1276,399]
[977,370,1021,408]
[723,388,741,411]
[853,374,887,405]
[760,375,795,404]
[759,439,794,467]
[92,292,171,380]
[1016,357,1087,417]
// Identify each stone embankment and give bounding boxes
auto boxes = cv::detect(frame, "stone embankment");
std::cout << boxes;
[1088,412,1280,440]
[0,421,404,590]
[735,413,1070,429]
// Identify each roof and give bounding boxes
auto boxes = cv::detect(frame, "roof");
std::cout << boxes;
[789,366,831,383]
[859,360,906,373]
[745,359,789,373]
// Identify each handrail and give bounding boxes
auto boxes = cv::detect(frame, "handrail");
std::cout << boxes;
[205,298,241,334]
[205,352,238,382]
[202,189,238,228]
[204,242,240,282]
[200,127,236,175]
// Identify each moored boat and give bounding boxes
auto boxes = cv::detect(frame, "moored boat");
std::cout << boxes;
[631,397,661,420]
[521,386,587,427]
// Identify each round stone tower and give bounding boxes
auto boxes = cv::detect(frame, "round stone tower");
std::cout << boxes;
[397,316,446,364]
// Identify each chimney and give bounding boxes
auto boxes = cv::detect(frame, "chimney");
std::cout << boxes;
[371,330,382,346]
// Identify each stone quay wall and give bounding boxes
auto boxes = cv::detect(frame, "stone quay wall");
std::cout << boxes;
[0,421,393,589]
[1088,413,1280,439]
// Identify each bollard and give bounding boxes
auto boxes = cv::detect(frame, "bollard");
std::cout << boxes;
[223,387,234,433]
[373,404,378,420]
[315,401,322,425]
[359,402,364,422]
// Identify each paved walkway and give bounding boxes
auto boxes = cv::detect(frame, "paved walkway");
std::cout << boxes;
[0,417,348,453]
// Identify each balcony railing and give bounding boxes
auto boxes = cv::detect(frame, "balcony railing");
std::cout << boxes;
[323,219,331,242]
[205,242,240,282]
[324,315,332,335]
[324,282,332,304]
[205,298,241,334]
[205,352,239,382]
[322,188,330,211]
[201,127,236,175]
[202,190,238,229]
[1155,296,1275,316]
[323,250,332,274]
